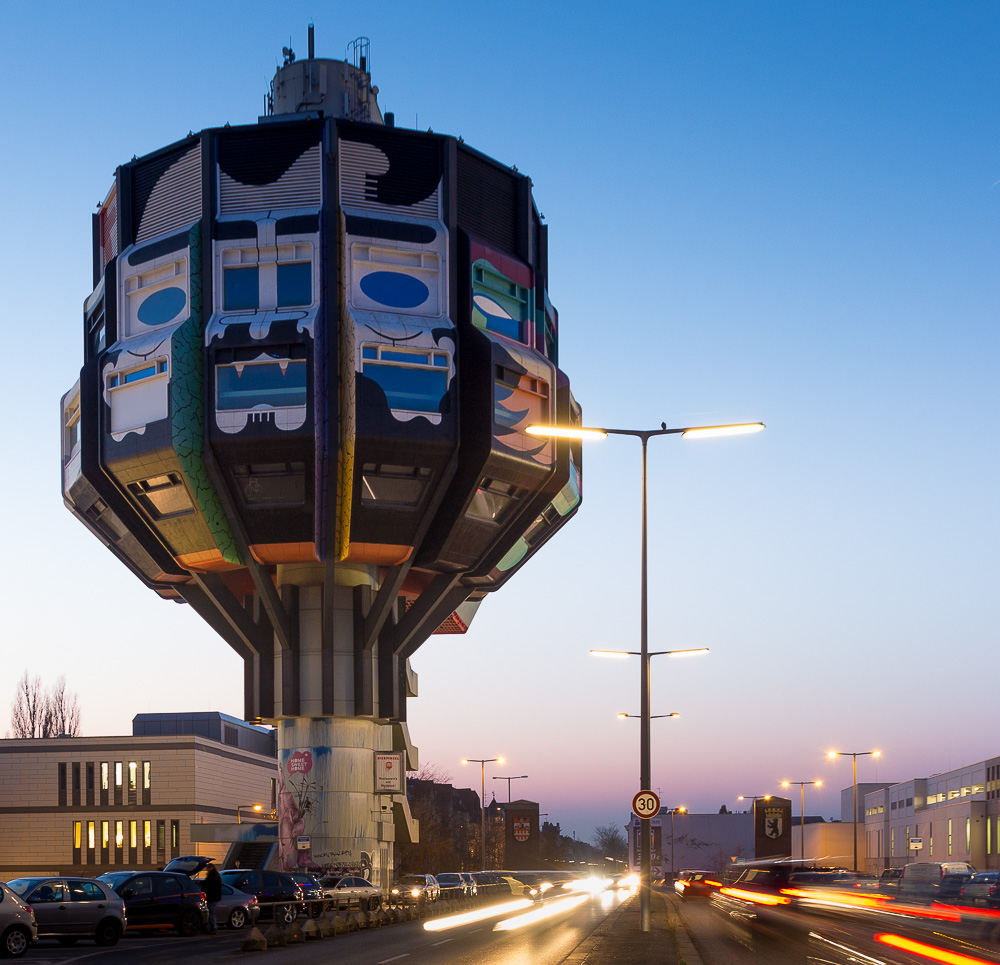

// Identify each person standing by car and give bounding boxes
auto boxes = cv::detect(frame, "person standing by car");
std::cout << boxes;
[204,863,223,934]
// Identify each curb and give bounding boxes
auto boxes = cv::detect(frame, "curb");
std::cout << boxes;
[663,893,706,965]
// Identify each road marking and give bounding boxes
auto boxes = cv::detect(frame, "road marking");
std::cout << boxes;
[432,938,453,946]
[378,956,410,963]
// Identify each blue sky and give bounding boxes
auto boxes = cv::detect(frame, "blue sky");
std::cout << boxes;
[2,1,997,841]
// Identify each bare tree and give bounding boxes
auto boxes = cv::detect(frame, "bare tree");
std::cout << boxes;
[594,823,628,862]
[9,672,82,738]
[47,676,81,736]
[10,672,46,738]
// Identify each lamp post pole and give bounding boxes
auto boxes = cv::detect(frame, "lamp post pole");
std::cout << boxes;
[493,774,528,803]
[462,757,503,871]
[666,806,686,876]
[781,780,821,859]
[526,418,764,932]
[828,749,880,872]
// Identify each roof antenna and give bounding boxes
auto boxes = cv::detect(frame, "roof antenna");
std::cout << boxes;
[308,23,314,59]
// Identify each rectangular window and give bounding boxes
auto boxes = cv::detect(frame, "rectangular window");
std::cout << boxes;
[128,474,195,520]
[361,463,432,508]
[232,462,307,507]
[224,265,259,310]
[115,821,124,848]
[171,820,180,848]
[222,244,314,312]
[224,726,239,747]
[948,818,953,855]
[967,818,971,853]
[277,261,311,307]
[890,828,895,856]
[88,821,95,849]
[115,762,123,787]
[989,816,993,856]
[73,821,82,849]
[143,761,151,790]
[144,820,151,848]
[65,398,81,455]
[107,359,167,389]
[217,360,307,410]
[361,344,450,414]
[157,820,165,850]
[102,821,109,849]
[466,478,524,525]
[128,761,138,791]
[101,762,109,790]
[129,821,137,849]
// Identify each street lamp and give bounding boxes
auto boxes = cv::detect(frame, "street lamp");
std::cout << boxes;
[781,780,822,859]
[737,794,771,814]
[528,417,763,932]
[236,803,263,824]
[828,749,881,872]
[493,774,528,803]
[617,712,681,719]
[665,806,687,877]
[462,757,504,870]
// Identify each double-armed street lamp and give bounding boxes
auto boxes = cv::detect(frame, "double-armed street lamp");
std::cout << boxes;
[462,756,504,870]
[781,780,822,859]
[828,749,881,871]
[493,774,528,803]
[617,712,681,720]
[528,418,764,933]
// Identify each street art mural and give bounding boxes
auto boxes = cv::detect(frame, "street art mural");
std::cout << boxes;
[61,34,582,887]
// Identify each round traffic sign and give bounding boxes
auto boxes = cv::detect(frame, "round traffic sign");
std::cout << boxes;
[632,790,660,819]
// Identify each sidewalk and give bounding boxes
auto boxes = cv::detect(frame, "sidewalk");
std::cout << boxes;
[562,890,704,965]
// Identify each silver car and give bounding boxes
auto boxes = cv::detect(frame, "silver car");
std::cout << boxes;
[0,881,37,957]
[6,877,123,947]
[319,875,383,912]
[216,882,259,929]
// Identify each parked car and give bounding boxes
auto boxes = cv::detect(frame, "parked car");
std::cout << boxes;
[6,877,124,947]
[319,876,383,912]
[289,874,325,918]
[391,874,439,904]
[434,873,467,899]
[988,875,1000,910]
[217,883,259,929]
[97,871,207,936]
[218,870,302,923]
[0,881,36,958]
[674,870,717,899]
[460,873,478,897]
[959,871,998,906]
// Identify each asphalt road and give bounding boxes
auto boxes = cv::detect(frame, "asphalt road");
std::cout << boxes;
[672,889,1000,965]
[18,889,632,965]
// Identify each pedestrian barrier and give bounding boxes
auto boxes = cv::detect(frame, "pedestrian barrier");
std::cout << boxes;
[239,888,507,953]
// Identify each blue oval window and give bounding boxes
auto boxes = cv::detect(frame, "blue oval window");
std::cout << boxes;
[137,287,187,326]
[360,271,429,309]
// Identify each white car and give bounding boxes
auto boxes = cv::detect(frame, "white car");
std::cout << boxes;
[0,882,37,958]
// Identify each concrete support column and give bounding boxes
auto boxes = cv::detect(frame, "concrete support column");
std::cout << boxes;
[275,716,396,888]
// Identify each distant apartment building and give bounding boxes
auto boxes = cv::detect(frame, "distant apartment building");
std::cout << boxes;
[864,755,1000,873]
[0,712,276,877]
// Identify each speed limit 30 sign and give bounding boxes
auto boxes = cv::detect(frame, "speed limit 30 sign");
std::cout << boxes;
[632,790,660,819]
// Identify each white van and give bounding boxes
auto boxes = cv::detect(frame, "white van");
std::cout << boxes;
[898,862,975,901]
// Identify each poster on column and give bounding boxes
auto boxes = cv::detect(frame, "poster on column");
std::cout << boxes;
[278,747,329,872]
